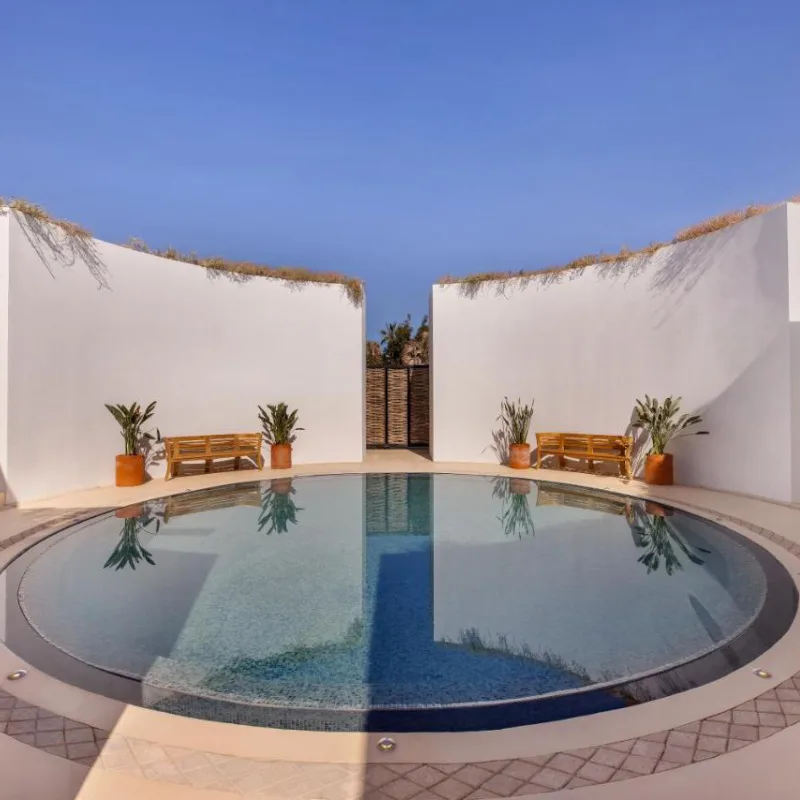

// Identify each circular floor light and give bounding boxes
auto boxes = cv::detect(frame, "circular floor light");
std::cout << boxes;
[7,669,27,681]
[753,668,772,679]
[377,737,397,753]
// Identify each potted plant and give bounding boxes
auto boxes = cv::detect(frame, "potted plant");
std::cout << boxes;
[498,397,534,469]
[105,402,159,487]
[258,402,303,469]
[632,395,708,485]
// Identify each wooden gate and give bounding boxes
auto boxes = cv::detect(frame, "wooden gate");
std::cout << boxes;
[366,366,430,448]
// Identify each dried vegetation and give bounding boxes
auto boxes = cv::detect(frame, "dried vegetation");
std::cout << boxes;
[1,197,363,305]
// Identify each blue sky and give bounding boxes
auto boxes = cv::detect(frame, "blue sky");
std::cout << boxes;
[4,1,800,339]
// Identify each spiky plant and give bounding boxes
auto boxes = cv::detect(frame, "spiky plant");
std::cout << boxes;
[258,402,303,445]
[632,395,707,455]
[498,397,534,445]
[104,512,161,571]
[104,402,159,455]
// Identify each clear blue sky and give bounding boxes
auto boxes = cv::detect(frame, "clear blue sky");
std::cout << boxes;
[4,1,800,339]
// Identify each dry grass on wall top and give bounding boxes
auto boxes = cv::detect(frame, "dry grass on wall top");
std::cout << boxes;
[0,197,364,306]
[439,194,800,294]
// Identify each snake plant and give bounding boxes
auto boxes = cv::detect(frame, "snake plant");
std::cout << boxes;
[105,401,159,455]
[258,402,303,445]
[498,397,535,445]
[632,395,707,455]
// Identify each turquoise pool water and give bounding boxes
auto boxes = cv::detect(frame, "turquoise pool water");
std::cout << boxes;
[4,473,791,731]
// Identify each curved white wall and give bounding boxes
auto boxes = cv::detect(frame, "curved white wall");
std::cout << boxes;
[0,210,365,504]
[432,204,800,503]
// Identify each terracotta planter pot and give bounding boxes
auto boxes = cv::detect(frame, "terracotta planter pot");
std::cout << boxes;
[508,478,532,495]
[644,501,673,517]
[270,478,293,495]
[115,454,145,487]
[115,503,145,519]
[508,443,531,470]
[644,454,673,486]
[270,444,292,470]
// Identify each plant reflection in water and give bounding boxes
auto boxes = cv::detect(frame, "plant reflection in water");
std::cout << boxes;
[628,503,710,575]
[492,477,535,540]
[258,478,303,534]
[104,511,161,571]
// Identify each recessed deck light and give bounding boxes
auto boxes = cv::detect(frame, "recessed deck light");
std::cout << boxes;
[7,669,27,681]
[753,668,772,679]
[377,737,397,753]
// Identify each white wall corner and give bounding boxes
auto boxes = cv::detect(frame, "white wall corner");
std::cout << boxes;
[0,209,10,498]
[786,202,800,501]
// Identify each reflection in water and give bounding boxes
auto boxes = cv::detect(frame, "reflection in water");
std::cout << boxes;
[628,506,710,575]
[203,617,364,691]
[258,479,303,534]
[17,473,776,727]
[104,514,161,571]
[492,477,535,539]
[439,627,592,684]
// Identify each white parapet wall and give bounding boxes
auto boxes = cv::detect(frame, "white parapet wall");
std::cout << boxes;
[432,203,800,503]
[0,209,365,504]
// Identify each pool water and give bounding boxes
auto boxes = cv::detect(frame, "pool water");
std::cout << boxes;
[3,473,795,732]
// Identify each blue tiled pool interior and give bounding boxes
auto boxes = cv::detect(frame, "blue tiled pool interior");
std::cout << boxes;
[6,473,784,731]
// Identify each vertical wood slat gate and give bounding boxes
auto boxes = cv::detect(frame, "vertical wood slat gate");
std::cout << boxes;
[366,366,430,448]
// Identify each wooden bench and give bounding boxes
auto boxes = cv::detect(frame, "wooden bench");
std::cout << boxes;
[163,434,264,480]
[535,433,632,478]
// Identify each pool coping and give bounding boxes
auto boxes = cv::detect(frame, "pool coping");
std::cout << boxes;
[3,461,800,798]
[3,476,797,735]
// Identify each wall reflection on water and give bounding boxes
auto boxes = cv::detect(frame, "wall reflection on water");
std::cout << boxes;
[78,473,765,699]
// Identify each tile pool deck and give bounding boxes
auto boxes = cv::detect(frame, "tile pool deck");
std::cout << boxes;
[3,450,800,798]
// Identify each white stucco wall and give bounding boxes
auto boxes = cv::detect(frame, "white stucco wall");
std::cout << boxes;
[0,210,365,504]
[0,213,9,496]
[432,204,800,503]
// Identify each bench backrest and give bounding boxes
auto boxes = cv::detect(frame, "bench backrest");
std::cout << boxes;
[536,432,632,454]
[164,433,262,457]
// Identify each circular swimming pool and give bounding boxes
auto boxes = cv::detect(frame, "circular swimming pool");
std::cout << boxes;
[1,474,796,732]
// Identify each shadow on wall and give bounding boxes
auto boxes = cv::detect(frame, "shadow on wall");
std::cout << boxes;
[670,331,788,494]
[454,206,780,317]
[490,427,511,466]
[13,210,110,290]
[623,410,651,478]
[648,210,779,328]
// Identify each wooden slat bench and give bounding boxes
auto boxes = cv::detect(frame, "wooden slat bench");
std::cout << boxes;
[163,434,264,480]
[535,433,632,478]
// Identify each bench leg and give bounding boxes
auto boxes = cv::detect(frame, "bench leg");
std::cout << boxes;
[205,459,212,474]
[558,455,565,470]
[535,451,541,469]
[234,456,241,471]
[165,461,172,481]
[588,459,595,473]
